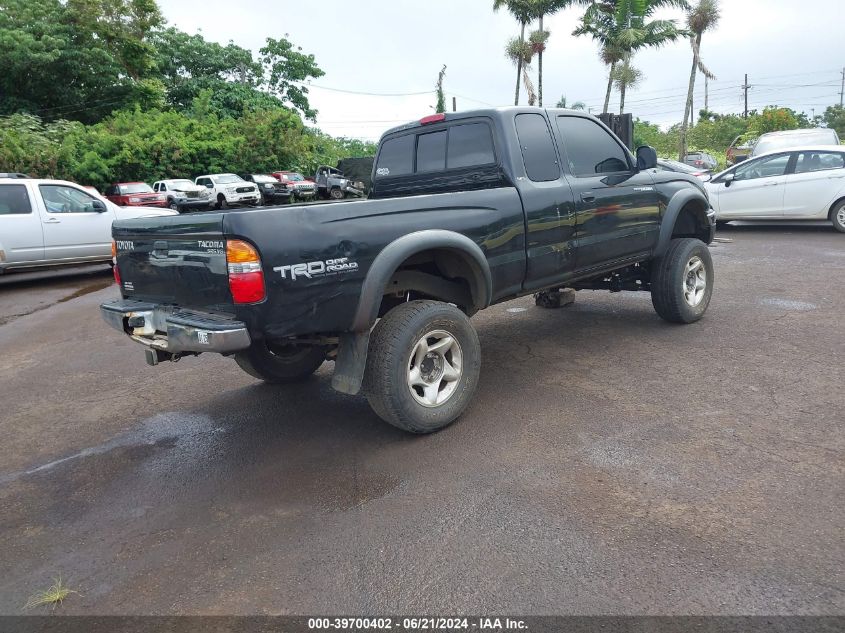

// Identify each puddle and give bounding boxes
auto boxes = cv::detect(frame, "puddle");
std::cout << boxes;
[57,279,114,303]
[0,412,213,486]
[760,298,817,311]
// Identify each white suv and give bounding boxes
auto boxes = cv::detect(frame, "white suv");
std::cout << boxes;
[194,174,260,209]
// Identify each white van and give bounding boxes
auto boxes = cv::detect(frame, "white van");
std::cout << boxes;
[750,128,841,158]
[0,177,176,274]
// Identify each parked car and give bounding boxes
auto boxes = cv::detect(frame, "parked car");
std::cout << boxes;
[314,165,365,200]
[655,158,712,181]
[270,171,317,201]
[749,128,841,158]
[726,135,755,166]
[102,107,715,435]
[707,145,845,232]
[194,174,260,209]
[240,174,292,206]
[104,182,167,208]
[0,177,175,274]
[683,152,718,171]
[152,179,214,212]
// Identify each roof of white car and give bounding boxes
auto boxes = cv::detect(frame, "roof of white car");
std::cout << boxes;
[196,173,237,179]
[737,144,845,161]
[0,177,91,186]
[758,128,838,138]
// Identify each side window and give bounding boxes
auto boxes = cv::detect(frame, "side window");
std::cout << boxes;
[795,151,845,174]
[375,135,414,177]
[104,185,116,196]
[447,123,495,168]
[556,116,630,176]
[39,185,98,213]
[514,113,560,182]
[416,130,447,172]
[0,184,33,215]
[733,154,791,181]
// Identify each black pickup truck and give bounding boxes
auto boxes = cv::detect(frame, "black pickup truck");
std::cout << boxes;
[101,107,715,433]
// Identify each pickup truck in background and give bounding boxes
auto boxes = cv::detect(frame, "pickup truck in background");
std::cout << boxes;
[0,177,175,274]
[101,107,715,433]
[194,173,260,209]
[152,179,215,212]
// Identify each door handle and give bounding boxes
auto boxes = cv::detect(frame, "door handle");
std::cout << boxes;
[763,181,779,186]
[580,192,596,202]
[44,217,61,223]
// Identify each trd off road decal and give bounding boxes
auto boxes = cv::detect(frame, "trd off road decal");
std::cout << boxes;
[273,258,359,281]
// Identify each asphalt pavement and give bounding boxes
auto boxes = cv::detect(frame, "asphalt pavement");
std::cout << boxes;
[0,226,842,615]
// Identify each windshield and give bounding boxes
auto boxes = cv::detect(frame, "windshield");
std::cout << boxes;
[168,180,195,188]
[251,175,277,183]
[120,183,153,194]
[214,174,243,184]
[282,173,305,181]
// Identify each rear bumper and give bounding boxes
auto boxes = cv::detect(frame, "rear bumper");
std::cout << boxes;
[100,299,251,354]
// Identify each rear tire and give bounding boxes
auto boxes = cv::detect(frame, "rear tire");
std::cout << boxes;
[364,300,481,434]
[235,341,326,383]
[830,200,845,233]
[650,238,714,324]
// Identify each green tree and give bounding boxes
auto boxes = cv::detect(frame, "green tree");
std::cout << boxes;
[822,105,845,138]
[494,0,536,105]
[556,95,587,110]
[575,0,688,114]
[435,65,447,113]
[259,37,325,122]
[747,107,799,136]
[678,0,719,160]
[612,54,643,114]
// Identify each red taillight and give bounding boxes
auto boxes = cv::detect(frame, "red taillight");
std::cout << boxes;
[695,160,703,166]
[226,239,265,304]
[420,113,446,125]
[111,240,121,285]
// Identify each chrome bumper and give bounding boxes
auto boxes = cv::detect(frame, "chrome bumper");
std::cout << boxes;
[100,299,251,355]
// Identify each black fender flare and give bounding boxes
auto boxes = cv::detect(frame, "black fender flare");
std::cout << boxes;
[333,230,492,396]
[655,189,714,257]
[349,229,493,332]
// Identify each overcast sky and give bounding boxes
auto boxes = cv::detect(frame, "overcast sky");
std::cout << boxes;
[158,0,845,141]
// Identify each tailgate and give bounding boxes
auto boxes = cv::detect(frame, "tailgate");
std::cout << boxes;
[113,213,233,311]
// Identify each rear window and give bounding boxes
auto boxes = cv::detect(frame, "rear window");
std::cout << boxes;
[0,184,32,215]
[376,121,496,178]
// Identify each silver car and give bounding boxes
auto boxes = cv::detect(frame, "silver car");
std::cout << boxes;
[750,128,841,158]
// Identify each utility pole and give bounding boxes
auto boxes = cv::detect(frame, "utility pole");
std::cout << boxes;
[705,75,709,112]
[742,73,751,118]
[452,96,456,112]
[840,67,844,107]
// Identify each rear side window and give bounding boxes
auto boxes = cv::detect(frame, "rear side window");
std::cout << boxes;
[0,184,32,215]
[556,116,630,176]
[416,131,447,172]
[515,113,560,182]
[795,151,845,173]
[448,123,495,168]
[376,135,414,177]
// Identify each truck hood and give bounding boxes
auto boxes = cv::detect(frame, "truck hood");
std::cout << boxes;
[169,183,205,193]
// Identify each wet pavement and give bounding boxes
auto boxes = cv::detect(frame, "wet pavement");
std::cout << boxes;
[0,226,842,615]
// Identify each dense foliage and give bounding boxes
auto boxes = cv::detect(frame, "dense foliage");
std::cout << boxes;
[0,0,373,187]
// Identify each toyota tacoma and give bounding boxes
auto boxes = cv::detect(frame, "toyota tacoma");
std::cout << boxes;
[101,107,716,433]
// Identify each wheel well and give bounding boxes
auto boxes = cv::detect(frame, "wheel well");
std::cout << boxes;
[828,196,845,219]
[378,249,482,318]
[671,200,711,242]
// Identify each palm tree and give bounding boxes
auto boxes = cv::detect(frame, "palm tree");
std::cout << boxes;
[612,54,643,114]
[556,95,587,110]
[494,0,536,105]
[575,0,689,113]
[679,0,719,159]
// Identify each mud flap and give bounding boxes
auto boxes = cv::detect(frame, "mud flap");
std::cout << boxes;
[331,331,370,395]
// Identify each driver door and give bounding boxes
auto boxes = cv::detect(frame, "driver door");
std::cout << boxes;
[38,184,115,261]
[712,152,794,219]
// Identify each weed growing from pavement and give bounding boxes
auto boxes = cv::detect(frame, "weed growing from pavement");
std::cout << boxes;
[23,576,79,610]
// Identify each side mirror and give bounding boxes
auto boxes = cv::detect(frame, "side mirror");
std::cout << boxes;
[636,145,658,171]
[92,199,107,213]
[723,173,735,187]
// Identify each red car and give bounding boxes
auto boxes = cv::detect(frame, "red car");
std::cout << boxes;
[270,171,317,201]
[103,182,167,207]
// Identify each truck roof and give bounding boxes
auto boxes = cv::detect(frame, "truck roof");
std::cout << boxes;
[379,106,596,140]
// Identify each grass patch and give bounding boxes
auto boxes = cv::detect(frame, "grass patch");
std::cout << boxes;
[23,577,79,610]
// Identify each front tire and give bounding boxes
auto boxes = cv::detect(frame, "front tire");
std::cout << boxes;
[650,238,714,324]
[329,187,344,200]
[830,200,845,233]
[235,341,326,383]
[364,300,481,434]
